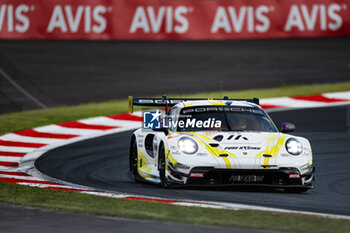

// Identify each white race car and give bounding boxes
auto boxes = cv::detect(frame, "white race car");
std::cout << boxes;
[128,96,314,193]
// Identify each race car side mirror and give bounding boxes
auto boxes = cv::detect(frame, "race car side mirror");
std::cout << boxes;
[281,123,295,133]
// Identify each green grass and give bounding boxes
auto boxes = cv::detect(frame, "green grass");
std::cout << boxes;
[1,182,349,233]
[1,81,350,232]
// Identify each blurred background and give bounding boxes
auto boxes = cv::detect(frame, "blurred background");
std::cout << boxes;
[0,0,349,114]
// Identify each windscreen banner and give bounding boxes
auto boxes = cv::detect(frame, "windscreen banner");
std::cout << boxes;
[0,0,349,40]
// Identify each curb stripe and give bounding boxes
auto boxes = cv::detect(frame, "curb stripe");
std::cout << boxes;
[124,196,179,204]
[1,134,64,144]
[0,151,26,157]
[260,97,326,108]
[323,91,350,100]
[17,183,91,190]
[58,121,119,130]
[0,171,31,176]
[0,146,35,153]
[108,113,143,121]
[0,177,58,185]
[291,94,350,103]
[0,174,36,180]
[44,187,86,192]
[0,140,46,148]
[79,117,142,127]
[0,156,21,162]
[34,125,103,136]
[0,162,18,167]
[15,129,78,139]
[259,104,287,109]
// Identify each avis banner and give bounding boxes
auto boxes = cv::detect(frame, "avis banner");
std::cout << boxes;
[0,0,349,40]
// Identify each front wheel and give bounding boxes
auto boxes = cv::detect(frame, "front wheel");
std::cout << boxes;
[129,138,139,180]
[158,144,169,188]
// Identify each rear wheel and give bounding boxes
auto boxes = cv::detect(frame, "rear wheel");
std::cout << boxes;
[284,187,309,193]
[158,144,169,188]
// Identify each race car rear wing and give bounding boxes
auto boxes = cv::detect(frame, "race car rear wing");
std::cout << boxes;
[128,96,259,113]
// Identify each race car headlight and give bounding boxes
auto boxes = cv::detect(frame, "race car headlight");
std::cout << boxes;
[178,137,198,155]
[285,138,303,155]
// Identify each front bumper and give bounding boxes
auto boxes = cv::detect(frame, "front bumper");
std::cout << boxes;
[168,166,315,188]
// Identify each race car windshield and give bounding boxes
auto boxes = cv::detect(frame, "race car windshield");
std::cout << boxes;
[177,106,277,132]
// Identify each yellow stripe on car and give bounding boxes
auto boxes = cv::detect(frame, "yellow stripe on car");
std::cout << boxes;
[192,133,235,168]
[256,134,276,157]
[137,149,152,178]
[272,135,286,157]
[184,103,194,107]
[167,152,178,165]
[164,144,173,171]
[209,101,225,106]
[222,157,231,168]
[263,135,286,168]
[255,134,277,168]
[195,133,213,142]
[308,151,313,166]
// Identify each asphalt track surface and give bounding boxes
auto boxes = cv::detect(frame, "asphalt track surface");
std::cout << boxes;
[1,37,350,113]
[0,203,273,233]
[36,104,350,216]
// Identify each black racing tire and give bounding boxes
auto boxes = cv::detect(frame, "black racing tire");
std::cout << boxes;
[129,137,140,181]
[284,187,310,193]
[158,143,169,188]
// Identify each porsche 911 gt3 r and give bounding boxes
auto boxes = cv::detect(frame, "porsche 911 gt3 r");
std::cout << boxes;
[128,96,314,193]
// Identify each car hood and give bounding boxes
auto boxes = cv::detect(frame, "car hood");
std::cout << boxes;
[168,131,291,169]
